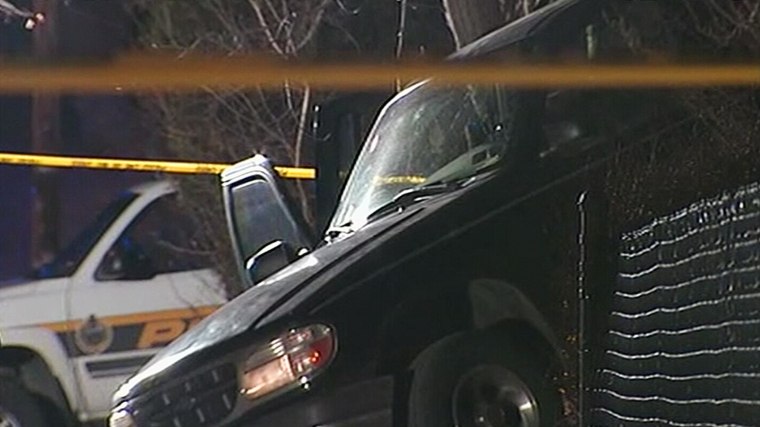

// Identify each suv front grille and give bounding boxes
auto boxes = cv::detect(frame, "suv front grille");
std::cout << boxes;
[131,363,238,427]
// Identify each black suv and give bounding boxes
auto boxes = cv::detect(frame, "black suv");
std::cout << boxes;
[110,1,760,426]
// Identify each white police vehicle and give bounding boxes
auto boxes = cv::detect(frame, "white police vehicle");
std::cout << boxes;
[0,181,226,426]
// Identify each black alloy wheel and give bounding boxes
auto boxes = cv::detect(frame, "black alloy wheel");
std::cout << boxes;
[452,365,540,427]
[408,328,558,427]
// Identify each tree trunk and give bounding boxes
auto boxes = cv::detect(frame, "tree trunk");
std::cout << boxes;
[31,0,61,268]
[442,0,504,48]
[443,0,555,49]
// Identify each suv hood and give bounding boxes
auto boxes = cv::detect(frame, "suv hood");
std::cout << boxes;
[116,202,428,399]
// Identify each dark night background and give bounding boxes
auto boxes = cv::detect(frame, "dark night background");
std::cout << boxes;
[0,0,150,280]
[0,0,453,281]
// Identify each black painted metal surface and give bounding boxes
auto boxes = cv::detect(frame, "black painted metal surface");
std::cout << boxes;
[592,182,760,426]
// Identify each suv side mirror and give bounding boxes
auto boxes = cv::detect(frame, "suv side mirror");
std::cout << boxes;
[244,240,296,286]
[221,155,313,289]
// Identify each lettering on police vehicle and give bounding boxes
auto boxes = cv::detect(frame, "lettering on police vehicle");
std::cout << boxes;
[43,307,217,360]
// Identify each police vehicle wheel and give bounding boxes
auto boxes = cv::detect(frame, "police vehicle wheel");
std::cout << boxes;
[408,329,559,427]
[0,377,48,427]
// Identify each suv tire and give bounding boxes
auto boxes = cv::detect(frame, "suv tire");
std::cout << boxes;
[408,328,559,427]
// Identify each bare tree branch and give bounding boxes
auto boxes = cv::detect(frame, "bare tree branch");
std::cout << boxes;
[294,85,311,168]
[395,0,409,58]
[248,0,286,56]
[0,0,44,29]
[0,0,32,18]
[442,0,502,48]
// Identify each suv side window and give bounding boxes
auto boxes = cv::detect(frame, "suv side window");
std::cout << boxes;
[541,88,659,158]
[96,195,210,281]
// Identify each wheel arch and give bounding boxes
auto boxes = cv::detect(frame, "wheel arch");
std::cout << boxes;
[375,278,562,375]
[468,278,562,359]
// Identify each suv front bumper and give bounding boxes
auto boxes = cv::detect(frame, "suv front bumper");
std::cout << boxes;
[236,375,393,427]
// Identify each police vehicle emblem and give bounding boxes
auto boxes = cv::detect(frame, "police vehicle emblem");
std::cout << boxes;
[74,315,114,355]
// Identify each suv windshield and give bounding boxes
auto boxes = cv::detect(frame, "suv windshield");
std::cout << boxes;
[330,82,517,230]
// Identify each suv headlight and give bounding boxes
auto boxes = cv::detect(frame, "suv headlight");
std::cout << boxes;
[241,324,335,401]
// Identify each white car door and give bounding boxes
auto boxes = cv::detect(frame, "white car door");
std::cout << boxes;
[66,190,226,418]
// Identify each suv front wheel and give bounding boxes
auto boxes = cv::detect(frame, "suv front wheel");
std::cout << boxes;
[408,328,560,427]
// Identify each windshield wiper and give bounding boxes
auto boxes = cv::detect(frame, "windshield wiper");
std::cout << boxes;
[365,181,461,224]
[326,178,475,240]
[324,221,356,241]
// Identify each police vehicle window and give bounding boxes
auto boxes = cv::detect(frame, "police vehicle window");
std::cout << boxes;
[31,192,137,279]
[96,196,210,281]
[231,178,302,262]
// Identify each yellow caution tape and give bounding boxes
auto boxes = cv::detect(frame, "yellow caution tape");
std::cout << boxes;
[274,164,315,180]
[0,152,316,179]
[2,54,760,93]
[374,175,427,185]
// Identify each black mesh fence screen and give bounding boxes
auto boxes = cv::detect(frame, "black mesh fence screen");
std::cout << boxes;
[592,182,760,426]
